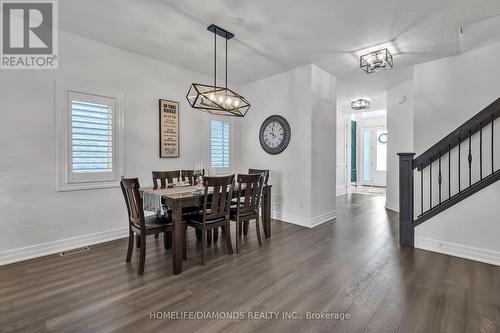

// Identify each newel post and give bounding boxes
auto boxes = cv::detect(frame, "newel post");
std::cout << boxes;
[398,153,416,247]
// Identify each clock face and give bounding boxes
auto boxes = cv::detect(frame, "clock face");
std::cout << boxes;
[263,121,284,148]
[259,115,291,154]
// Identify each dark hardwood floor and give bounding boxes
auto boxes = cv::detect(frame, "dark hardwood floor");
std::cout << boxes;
[1,194,500,333]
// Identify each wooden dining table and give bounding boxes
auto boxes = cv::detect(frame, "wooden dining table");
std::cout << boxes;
[141,184,272,275]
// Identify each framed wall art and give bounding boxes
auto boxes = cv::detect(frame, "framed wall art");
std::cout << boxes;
[159,99,179,158]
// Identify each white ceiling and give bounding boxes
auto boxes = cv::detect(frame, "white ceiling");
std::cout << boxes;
[60,0,500,93]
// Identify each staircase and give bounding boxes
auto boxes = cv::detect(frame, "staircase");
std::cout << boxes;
[398,97,500,247]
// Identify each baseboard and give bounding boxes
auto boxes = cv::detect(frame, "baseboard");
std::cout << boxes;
[0,227,128,266]
[415,237,500,267]
[272,210,311,228]
[336,187,347,197]
[272,209,336,228]
[310,210,337,228]
[385,201,399,212]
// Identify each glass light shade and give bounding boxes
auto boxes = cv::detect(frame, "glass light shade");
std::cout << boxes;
[360,48,393,74]
[186,83,251,117]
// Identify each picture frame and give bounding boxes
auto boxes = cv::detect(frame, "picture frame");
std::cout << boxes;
[159,99,179,158]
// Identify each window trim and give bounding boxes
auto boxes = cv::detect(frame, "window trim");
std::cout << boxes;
[209,116,233,174]
[55,81,124,191]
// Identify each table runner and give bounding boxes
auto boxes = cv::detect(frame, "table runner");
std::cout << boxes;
[140,186,197,215]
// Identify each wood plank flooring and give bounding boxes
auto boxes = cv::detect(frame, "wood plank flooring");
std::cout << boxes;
[1,194,500,333]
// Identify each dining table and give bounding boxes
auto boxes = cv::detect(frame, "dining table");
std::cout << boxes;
[140,183,272,275]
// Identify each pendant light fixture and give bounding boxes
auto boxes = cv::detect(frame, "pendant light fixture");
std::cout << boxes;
[186,24,250,117]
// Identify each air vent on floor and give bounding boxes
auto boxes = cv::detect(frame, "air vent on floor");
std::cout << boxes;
[59,246,90,256]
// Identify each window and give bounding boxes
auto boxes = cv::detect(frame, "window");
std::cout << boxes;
[56,82,124,191]
[210,119,231,169]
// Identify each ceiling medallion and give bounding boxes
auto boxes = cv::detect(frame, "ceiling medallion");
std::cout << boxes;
[360,48,393,74]
[186,25,250,117]
[351,98,370,110]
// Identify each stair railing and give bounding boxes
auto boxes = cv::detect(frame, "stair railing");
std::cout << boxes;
[398,98,500,247]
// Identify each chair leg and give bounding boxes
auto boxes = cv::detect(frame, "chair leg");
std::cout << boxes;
[255,217,262,246]
[225,222,233,255]
[207,230,212,246]
[183,226,187,261]
[201,228,206,266]
[155,233,159,239]
[195,229,202,240]
[164,231,172,250]
[213,227,219,243]
[235,219,240,254]
[243,221,249,236]
[126,229,134,262]
[238,221,243,237]
[136,234,140,248]
[138,234,146,275]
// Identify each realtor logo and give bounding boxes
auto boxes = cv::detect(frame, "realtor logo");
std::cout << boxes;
[1,0,58,69]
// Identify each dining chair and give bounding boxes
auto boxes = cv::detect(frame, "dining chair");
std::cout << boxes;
[181,169,205,185]
[120,178,173,275]
[152,170,180,239]
[230,173,265,253]
[152,170,181,189]
[185,175,235,265]
[241,168,270,236]
[248,168,270,185]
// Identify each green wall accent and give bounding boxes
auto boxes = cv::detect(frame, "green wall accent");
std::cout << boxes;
[351,120,357,183]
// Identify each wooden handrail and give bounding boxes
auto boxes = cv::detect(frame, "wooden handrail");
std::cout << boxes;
[414,97,500,170]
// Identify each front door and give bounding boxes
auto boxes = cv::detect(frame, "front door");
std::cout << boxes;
[360,126,387,186]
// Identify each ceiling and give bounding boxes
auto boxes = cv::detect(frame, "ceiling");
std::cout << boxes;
[60,0,500,93]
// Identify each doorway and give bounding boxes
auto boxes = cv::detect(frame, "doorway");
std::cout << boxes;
[360,126,387,186]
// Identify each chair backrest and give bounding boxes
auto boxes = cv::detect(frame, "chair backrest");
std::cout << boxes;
[237,173,265,215]
[248,168,269,185]
[152,170,181,189]
[202,175,235,223]
[181,169,205,185]
[120,178,145,227]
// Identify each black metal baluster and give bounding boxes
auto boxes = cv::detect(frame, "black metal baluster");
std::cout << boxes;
[420,165,423,216]
[468,130,472,187]
[458,137,461,193]
[429,158,432,210]
[493,114,495,174]
[438,152,442,204]
[480,122,483,180]
[448,144,451,199]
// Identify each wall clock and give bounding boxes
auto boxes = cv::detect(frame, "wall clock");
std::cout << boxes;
[259,115,291,154]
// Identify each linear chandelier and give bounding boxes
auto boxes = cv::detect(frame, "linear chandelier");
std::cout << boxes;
[351,98,370,110]
[186,25,250,117]
[360,48,393,74]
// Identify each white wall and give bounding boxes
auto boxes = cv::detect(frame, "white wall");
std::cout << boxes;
[237,65,312,226]
[413,41,500,265]
[311,65,337,222]
[238,65,337,227]
[336,114,349,197]
[0,31,219,263]
[386,80,414,212]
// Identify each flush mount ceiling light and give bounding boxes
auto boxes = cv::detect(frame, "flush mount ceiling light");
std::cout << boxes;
[351,98,370,110]
[360,48,393,74]
[186,25,250,117]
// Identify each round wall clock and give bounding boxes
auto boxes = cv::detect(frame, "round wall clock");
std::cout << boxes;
[259,115,291,154]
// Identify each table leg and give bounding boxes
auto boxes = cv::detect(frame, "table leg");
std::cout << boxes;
[171,201,183,275]
[263,186,271,238]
